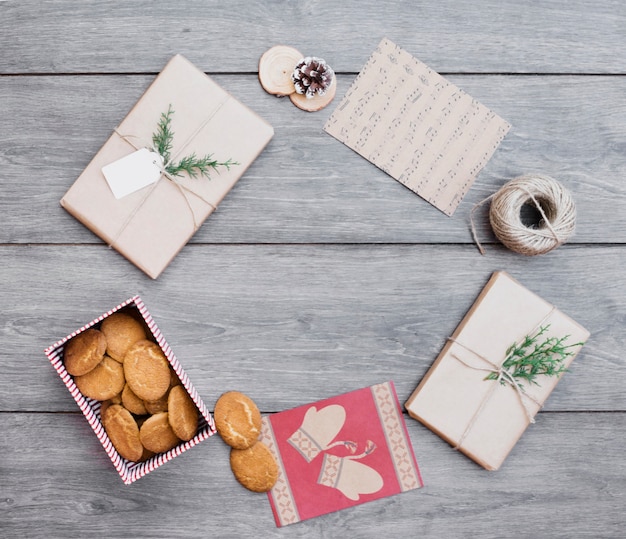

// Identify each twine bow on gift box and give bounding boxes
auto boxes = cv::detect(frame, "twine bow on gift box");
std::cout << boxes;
[110,102,238,245]
[447,312,584,451]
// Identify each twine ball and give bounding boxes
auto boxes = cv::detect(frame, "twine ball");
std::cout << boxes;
[488,174,576,256]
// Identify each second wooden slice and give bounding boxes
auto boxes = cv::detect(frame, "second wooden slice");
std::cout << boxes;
[289,78,337,112]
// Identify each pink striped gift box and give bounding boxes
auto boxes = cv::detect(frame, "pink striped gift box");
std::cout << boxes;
[44,295,215,484]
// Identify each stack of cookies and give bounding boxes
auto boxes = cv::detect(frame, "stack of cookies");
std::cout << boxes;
[214,391,278,493]
[64,311,199,462]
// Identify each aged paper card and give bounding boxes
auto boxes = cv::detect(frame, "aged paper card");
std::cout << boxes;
[324,38,511,216]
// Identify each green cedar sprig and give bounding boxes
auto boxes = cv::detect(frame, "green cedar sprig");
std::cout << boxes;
[151,104,237,179]
[166,153,236,179]
[152,104,175,163]
[486,324,584,386]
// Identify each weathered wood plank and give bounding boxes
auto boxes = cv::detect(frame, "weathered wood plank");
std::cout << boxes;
[1,412,623,537]
[1,244,622,413]
[1,0,625,74]
[1,1,623,538]
[1,74,625,244]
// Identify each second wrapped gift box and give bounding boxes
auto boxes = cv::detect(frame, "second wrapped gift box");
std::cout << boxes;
[405,271,590,471]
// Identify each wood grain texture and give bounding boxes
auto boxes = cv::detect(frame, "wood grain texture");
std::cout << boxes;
[1,0,625,537]
[1,0,625,74]
[1,412,624,538]
[1,245,623,413]
[1,74,626,244]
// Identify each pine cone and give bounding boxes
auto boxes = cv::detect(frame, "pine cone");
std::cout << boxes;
[292,57,335,99]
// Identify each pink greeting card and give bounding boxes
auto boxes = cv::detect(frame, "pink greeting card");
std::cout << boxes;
[261,381,423,527]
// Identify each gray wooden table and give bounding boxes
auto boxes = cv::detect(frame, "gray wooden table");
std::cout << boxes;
[1,1,625,537]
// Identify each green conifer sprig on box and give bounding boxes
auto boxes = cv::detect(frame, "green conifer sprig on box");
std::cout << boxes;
[151,104,237,179]
[486,324,584,386]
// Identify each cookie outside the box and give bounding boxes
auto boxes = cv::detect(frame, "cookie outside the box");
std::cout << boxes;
[230,441,278,493]
[214,391,262,449]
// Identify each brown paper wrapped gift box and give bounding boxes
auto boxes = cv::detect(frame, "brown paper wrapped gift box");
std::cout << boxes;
[405,271,590,471]
[61,54,274,279]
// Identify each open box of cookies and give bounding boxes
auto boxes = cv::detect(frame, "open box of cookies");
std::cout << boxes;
[44,296,215,484]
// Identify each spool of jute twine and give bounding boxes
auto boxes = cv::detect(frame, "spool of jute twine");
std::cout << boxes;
[471,174,576,256]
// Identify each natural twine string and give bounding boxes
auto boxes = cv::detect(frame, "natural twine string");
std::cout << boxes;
[107,97,230,249]
[447,306,555,451]
[471,174,576,256]
[448,339,543,451]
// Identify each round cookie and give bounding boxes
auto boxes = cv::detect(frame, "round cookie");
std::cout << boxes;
[144,390,170,414]
[74,355,125,401]
[168,385,199,442]
[139,412,181,453]
[214,391,262,449]
[101,404,143,462]
[100,312,147,362]
[230,442,278,493]
[121,383,148,416]
[124,340,171,401]
[64,328,107,376]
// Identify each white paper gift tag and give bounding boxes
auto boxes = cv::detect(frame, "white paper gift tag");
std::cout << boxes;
[102,148,164,199]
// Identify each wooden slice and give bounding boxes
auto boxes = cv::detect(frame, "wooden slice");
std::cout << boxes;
[289,77,337,112]
[258,45,303,96]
